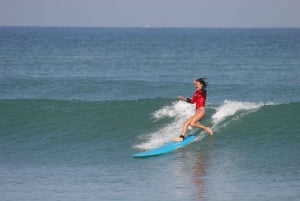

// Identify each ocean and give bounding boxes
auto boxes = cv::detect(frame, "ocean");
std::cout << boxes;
[0,27,299,201]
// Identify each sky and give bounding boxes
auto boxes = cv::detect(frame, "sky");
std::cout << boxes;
[0,0,300,28]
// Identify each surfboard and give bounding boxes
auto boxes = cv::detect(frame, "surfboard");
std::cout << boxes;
[133,135,196,158]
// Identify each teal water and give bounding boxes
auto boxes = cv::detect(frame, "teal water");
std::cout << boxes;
[0,27,300,201]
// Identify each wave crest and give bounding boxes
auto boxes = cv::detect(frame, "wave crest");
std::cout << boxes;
[211,100,265,125]
[134,100,267,150]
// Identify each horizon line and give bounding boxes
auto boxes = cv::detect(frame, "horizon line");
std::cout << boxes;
[1,25,300,29]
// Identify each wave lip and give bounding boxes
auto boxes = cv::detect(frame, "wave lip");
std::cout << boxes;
[211,100,265,126]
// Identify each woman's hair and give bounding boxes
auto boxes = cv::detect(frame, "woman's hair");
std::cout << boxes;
[195,78,208,89]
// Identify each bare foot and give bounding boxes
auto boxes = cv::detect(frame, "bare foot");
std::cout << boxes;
[173,137,184,142]
[205,127,213,136]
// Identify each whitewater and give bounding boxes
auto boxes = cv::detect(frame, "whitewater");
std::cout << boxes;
[134,100,266,150]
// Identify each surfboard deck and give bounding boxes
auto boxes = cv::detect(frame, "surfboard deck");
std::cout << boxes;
[133,135,196,158]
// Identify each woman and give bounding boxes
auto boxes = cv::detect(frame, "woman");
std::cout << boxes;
[174,78,213,142]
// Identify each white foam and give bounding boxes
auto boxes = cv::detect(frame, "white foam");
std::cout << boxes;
[134,100,265,150]
[211,100,264,126]
[152,101,195,119]
[134,101,194,150]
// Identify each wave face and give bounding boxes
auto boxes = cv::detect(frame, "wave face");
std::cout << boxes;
[1,98,298,164]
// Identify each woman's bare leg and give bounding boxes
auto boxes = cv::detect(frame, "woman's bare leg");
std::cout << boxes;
[189,112,213,135]
[190,121,213,135]
[173,117,193,142]
[174,111,213,142]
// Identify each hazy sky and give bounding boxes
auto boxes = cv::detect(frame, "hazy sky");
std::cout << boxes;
[1,0,300,27]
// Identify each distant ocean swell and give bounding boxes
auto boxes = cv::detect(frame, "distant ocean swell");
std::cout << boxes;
[1,98,298,154]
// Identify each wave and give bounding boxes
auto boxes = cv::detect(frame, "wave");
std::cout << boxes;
[134,101,196,150]
[133,100,268,150]
[1,98,299,154]
[0,98,170,142]
[210,100,268,131]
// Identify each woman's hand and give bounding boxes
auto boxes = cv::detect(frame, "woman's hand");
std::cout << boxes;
[178,96,186,101]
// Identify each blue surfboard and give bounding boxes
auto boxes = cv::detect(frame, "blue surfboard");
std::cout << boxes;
[133,135,196,158]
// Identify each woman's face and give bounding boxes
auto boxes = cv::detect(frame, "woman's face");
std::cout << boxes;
[194,80,203,90]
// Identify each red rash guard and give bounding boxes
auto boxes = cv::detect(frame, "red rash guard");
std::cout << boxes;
[187,89,206,110]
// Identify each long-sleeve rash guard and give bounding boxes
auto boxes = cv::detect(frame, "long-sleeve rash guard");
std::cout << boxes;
[186,89,206,110]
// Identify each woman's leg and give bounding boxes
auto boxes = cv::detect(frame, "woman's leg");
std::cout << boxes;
[174,111,213,141]
[190,111,213,135]
[190,121,213,135]
[181,117,193,136]
[173,116,193,142]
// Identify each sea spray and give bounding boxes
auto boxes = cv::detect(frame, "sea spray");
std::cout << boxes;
[211,100,265,127]
[134,101,194,150]
[134,100,266,150]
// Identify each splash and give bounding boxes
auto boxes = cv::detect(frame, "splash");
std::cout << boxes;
[134,100,265,150]
[134,101,195,150]
[211,100,265,126]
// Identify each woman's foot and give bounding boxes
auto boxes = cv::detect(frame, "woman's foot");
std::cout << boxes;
[205,127,213,136]
[173,135,185,142]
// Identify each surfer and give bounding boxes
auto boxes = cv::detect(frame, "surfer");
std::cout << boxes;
[174,78,213,142]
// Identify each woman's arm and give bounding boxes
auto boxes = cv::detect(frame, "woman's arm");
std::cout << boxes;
[178,96,192,103]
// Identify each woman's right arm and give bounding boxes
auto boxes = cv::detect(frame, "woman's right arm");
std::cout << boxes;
[178,96,192,103]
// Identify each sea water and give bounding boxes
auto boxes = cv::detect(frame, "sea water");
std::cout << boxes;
[0,27,299,201]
